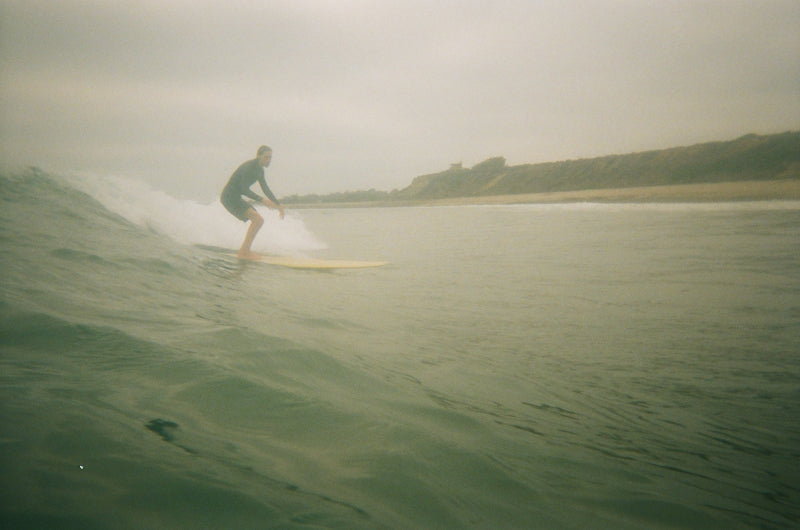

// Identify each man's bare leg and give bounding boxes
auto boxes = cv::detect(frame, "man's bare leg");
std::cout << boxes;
[238,208,264,259]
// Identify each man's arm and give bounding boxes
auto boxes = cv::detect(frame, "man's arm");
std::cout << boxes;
[242,188,261,201]
[258,175,283,219]
[257,175,279,204]
[258,176,285,219]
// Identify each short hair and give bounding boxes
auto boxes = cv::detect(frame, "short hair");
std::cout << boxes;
[257,145,272,156]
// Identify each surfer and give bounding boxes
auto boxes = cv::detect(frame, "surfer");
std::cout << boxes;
[221,145,285,259]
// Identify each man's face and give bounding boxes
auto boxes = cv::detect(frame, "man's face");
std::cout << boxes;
[258,152,272,167]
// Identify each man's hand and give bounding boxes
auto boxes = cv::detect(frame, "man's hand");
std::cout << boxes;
[262,198,285,220]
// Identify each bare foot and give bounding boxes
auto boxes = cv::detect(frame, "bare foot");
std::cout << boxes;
[237,251,260,260]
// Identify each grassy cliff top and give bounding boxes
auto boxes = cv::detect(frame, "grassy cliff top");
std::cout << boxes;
[282,132,800,205]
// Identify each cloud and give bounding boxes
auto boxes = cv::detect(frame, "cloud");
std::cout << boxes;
[2,0,798,200]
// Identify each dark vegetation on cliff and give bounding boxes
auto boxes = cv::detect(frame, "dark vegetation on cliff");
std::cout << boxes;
[281,132,800,204]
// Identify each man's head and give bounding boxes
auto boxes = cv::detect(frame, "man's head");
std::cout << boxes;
[257,145,272,167]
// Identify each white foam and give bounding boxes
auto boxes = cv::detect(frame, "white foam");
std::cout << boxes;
[67,173,327,255]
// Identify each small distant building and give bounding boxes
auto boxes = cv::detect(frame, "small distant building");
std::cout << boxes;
[449,162,463,170]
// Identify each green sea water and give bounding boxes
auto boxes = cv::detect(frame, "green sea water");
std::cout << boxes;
[2,170,799,528]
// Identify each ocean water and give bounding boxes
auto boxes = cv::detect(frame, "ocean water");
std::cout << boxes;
[1,169,799,529]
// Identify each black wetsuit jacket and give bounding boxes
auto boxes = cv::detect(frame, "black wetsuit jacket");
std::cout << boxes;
[222,158,280,205]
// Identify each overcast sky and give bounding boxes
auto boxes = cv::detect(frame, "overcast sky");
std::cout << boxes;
[2,0,798,201]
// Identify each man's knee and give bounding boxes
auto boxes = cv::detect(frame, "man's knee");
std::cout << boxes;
[246,208,264,227]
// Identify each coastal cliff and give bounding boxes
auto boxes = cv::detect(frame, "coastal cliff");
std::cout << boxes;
[282,132,800,204]
[394,132,799,200]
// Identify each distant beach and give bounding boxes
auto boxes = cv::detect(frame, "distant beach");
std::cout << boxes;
[288,179,800,208]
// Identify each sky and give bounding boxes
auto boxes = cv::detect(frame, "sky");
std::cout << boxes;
[1,0,799,201]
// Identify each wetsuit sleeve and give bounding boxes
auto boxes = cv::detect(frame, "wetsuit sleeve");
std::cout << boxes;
[241,187,261,202]
[257,175,280,205]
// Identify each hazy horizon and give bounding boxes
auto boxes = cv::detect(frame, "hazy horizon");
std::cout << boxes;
[2,1,798,201]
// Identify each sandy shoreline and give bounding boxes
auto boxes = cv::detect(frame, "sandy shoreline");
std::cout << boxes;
[287,179,800,208]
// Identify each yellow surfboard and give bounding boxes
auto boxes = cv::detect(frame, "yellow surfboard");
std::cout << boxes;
[232,254,388,269]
